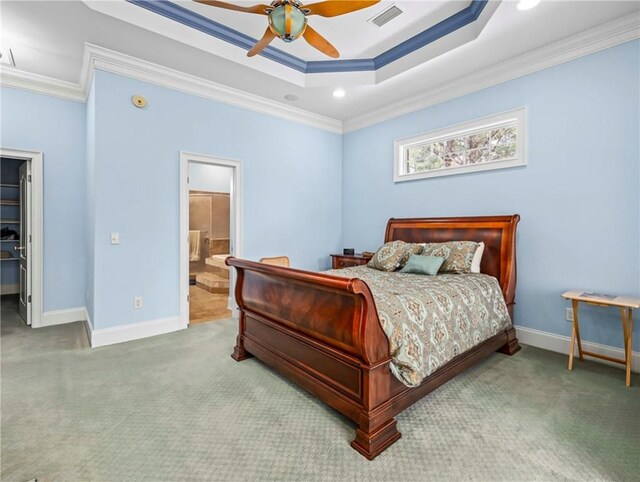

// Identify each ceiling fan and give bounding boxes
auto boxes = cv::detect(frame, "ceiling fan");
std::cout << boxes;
[194,0,381,58]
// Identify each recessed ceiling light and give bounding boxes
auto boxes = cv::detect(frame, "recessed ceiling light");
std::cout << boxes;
[284,94,298,102]
[333,88,346,98]
[0,47,15,67]
[516,0,541,11]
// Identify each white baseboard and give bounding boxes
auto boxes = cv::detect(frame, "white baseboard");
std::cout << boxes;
[41,307,87,327]
[0,283,19,295]
[515,325,639,373]
[84,308,93,346]
[88,315,183,348]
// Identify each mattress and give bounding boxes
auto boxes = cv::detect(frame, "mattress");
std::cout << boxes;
[326,265,512,387]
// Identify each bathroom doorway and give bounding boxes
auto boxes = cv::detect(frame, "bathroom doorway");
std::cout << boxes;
[189,188,230,323]
[179,153,242,328]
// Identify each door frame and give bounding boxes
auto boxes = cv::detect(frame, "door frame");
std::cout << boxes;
[0,148,44,328]
[179,151,243,329]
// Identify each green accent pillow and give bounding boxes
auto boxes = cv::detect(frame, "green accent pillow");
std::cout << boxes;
[399,255,445,276]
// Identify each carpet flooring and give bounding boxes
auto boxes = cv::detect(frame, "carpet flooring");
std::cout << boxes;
[2,295,638,481]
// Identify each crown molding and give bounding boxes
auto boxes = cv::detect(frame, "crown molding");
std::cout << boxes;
[80,44,342,133]
[0,44,342,134]
[0,67,85,102]
[343,12,640,133]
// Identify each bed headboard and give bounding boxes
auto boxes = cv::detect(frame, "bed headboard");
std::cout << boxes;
[385,215,520,318]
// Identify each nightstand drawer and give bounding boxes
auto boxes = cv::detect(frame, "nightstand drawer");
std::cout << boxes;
[330,254,372,269]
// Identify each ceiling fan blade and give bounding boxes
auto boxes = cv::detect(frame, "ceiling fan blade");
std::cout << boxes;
[302,25,339,58]
[194,0,270,15]
[247,27,277,57]
[304,1,380,17]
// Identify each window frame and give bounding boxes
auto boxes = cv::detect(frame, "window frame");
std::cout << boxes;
[393,108,527,182]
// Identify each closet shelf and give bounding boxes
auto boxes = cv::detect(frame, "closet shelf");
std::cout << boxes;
[0,184,19,189]
[0,220,20,224]
[0,258,18,262]
[1,240,20,242]
[0,200,19,206]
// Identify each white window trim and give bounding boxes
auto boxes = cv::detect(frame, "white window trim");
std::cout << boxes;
[393,108,527,182]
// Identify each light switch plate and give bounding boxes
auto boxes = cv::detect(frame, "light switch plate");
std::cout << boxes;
[110,232,120,245]
[134,297,143,309]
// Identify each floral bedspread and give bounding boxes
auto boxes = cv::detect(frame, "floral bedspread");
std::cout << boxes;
[325,266,512,387]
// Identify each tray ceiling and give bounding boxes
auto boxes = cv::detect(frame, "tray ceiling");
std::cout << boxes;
[85,0,499,85]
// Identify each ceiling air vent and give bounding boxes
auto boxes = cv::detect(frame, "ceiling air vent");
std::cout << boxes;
[370,5,403,27]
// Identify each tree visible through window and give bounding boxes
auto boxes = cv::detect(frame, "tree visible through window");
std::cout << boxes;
[394,109,525,182]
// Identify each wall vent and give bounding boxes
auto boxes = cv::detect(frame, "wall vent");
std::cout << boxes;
[370,5,403,27]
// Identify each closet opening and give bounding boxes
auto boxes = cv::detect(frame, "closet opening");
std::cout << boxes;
[179,153,242,328]
[0,150,42,328]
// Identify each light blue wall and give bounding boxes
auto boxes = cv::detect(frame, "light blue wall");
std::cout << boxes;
[0,87,87,312]
[342,40,640,350]
[90,69,342,329]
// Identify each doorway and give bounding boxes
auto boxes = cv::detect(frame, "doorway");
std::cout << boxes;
[189,189,230,323]
[179,152,242,328]
[0,149,43,327]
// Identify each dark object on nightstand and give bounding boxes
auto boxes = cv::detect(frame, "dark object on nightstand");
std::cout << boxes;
[343,248,355,255]
[330,252,372,269]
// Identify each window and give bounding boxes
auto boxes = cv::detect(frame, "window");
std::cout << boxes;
[394,108,526,182]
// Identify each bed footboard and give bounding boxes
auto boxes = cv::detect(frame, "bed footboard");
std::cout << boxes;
[226,257,404,457]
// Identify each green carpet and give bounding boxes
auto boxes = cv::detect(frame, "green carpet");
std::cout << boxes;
[2,295,638,481]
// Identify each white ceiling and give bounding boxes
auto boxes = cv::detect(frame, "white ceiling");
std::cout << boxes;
[1,1,638,122]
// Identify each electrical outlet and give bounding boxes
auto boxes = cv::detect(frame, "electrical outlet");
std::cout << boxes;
[134,297,143,309]
[111,232,120,245]
[566,307,574,322]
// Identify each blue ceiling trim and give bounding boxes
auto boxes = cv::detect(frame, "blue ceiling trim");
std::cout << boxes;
[127,0,487,74]
[306,59,375,74]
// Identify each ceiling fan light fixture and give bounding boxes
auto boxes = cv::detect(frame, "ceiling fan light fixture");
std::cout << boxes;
[196,0,381,58]
[268,2,308,42]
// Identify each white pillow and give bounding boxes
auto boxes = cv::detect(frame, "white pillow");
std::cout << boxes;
[470,242,485,273]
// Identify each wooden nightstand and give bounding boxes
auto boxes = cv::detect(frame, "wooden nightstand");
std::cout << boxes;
[562,290,640,387]
[330,253,372,269]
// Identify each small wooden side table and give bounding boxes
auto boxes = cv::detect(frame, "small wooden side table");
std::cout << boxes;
[562,290,639,387]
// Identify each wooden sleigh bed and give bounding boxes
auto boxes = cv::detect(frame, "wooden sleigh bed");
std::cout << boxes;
[226,215,521,459]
